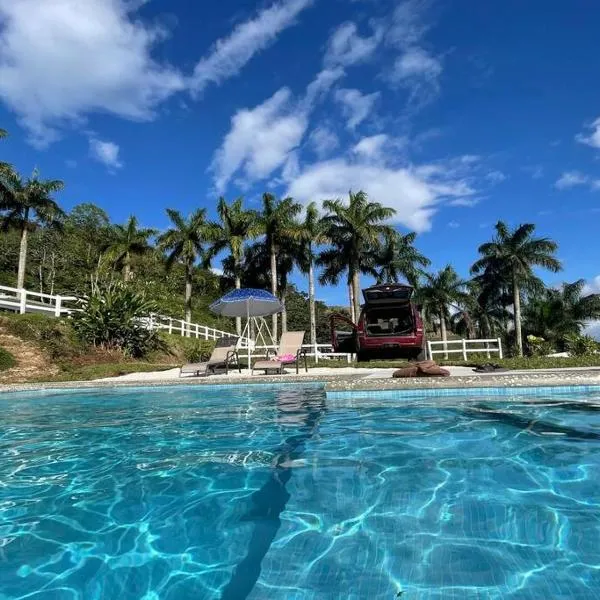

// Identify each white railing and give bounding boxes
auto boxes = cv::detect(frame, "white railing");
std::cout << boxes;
[427,338,503,361]
[246,343,353,364]
[0,285,240,342]
[0,285,80,317]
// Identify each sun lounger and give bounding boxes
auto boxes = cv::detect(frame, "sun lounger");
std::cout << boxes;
[179,336,240,377]
[252,331,307,375]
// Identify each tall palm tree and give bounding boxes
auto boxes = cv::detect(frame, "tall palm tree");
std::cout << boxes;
[295,202,328,350]
[523,279,600,348]
[418,266,467,354]
[0,167,64,288]
[373,230,430,286]
[106,215,156,281]
[209,197,261,334]
[471,221,562,356]
[320,190,395,320]
[158,208,215,326]
[259,193,302,337]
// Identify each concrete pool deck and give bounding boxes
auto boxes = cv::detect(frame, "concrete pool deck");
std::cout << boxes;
[1,365,600,394]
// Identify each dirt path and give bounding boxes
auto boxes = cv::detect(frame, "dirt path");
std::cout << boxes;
[0,326,59,384]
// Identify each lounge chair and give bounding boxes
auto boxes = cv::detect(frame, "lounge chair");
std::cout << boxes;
[252,331,308,375]
[179,336,240,377]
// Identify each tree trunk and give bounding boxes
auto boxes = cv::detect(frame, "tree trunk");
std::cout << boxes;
[184,262,193,335]
[281,287,288,333]
[123,252,131,282]
[513,269,523,357]
[440,307,448,359]
[270,242,278,340]
[349,283,355,322]
[308,260,317,351]
[235,274,242,336]
[17,215,29,289]
[351,270,361,327]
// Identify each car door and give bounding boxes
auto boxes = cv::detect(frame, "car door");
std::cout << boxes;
[330,313,358,353]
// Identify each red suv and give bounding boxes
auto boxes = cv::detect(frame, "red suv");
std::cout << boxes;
[330,284,426,361]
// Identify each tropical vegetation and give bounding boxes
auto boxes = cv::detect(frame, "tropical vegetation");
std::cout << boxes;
[1,125,599,364]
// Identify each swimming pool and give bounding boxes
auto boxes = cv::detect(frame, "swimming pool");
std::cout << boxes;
[1,385,599,599]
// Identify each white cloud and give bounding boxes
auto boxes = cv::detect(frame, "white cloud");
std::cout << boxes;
[285,156,475,232]
[585,321,600,341]
[308,127,339,158]
[0,0,185,146]
[583,276,600,296]
[324,21,382,68]
[211,65,343,191]
[576,116,600,149]
[385,1,442,110]
[89,138,123,170]
[211,88,307,192]
[449,197,480,207]
[484,170,507,184]
[352,134,398,161]
[191,0,313,95]
[554,170,600,190]
[335,88,380,130]
[522,164,544,179]
[447,220,460,228]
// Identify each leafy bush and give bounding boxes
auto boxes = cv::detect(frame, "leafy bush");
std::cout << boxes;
[160,335,216,363]
[564,333,599,357]
[526,334,555,357]
[0,346,16,371]
[72,283,160,358]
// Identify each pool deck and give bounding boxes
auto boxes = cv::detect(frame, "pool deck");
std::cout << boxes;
[1,366,600,394]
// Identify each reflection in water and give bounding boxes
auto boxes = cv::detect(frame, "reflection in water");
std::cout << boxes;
[220,389,326,600]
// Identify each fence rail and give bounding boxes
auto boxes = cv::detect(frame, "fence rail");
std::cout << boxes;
[245,343,353,363]
[427,338,503,361]
[0,285,241,342]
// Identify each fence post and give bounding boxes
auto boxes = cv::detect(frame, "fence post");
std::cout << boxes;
[180,321,184,336]
[54,295,62,317]
[168,318,173,334]
[462,339,467,361]
[498,338,503,359]
[314,342,319,364]
[19,289,26,314]
[427,340,433,360]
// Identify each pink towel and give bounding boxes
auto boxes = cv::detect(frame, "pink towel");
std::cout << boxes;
[275,354,296,362]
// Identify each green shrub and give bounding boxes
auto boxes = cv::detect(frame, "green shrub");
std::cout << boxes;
[0,346,16,371]
[526,335,555,357]
[161,335,216,363]
[564,333,599,357]
[71,283,160,358]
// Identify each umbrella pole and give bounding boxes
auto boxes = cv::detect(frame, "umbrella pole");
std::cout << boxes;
[247,299,251,371]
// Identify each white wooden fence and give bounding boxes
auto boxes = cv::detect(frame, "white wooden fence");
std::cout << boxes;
[247,343,353,363]
[0,285,241,342]
[427,338,503,360]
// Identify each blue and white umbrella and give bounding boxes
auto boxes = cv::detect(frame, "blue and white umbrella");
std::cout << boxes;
[210,289,283,367]
[209,288,283,318]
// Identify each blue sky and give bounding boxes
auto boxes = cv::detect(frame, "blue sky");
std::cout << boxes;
[1,0,599,305]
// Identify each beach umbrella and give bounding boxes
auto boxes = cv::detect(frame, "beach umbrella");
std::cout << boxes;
[209,288,283,367]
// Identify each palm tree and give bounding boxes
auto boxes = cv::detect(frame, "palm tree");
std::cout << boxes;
[158,208,215,326]
[0,128,10,173]
[320,190,395,320]
[295,202,328,351]
[259,193,302,337]
[209,197,261,334]
[523,279,600,349]
[0,167,64,288]
[373,230,430,286]
[418,266,467,355]
[471,221,562,356]
[105,215,156,281]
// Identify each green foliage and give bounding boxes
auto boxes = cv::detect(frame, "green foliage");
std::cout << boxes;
[72,283,160,357]
[0,346,16,371]
[564,333,599,357]
[164,336,216,363]
[0,314,85,360]
[526,334,555,357]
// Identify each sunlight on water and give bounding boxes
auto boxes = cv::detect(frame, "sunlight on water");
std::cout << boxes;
[1,385,599,599]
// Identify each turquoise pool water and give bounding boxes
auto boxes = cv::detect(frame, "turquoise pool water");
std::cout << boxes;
[1,385,599,599]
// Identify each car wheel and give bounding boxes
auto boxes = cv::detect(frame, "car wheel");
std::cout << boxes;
[357,350,369,363]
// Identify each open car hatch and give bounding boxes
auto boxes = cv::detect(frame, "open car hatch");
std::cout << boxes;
[362,284,414,304]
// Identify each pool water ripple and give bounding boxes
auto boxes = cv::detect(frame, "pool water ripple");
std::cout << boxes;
[1,386,599,599]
